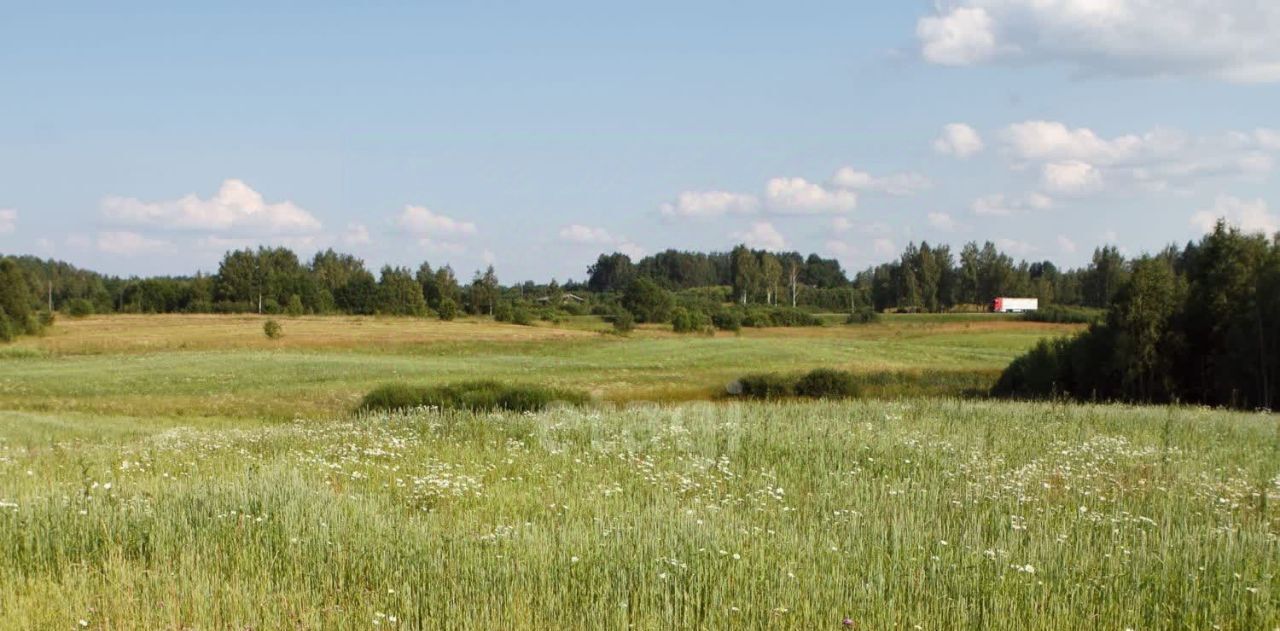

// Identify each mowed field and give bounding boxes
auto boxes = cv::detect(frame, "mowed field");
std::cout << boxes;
[1,315,1277,629]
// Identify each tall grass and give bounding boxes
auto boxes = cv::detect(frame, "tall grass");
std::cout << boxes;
[1,400,1275,628]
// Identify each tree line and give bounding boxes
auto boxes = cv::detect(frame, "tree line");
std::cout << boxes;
[3,237,1142,328]
[994,222,1280,410]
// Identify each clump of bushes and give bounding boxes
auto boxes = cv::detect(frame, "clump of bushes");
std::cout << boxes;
[793,368,859,398]
[611,308,635,334]
[263,319,283,339]
[437,298,459,321]
[710,308,742,332]
[730,368,861,400]
[1022,305,1104,324]
[671,307,713,334]
[740,306,824,328]
[359,380,587,413]
[67,298,95,318]
[846,306,880,325]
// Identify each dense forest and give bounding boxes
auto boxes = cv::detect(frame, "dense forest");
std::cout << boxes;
[995,222,1280,410]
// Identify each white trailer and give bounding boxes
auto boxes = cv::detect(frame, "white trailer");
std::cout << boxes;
[993,297,1038,313]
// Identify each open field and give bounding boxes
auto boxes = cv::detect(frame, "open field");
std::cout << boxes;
[1,401,1276,628]
[2,314,1276,628]
[0,314,1077,421]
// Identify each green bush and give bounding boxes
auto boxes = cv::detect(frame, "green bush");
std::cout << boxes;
[494,301,515,323]
[359,380,587,413]
[1022,305,1104,324]
[710,308,741,332]
[286,294,305,317]
[671,307,712,334]
[846,306,880,325]
[263,319,283,340]
[437,298,459,321]
[734,373,793,399]
[793,368,859,398]
[739,306,823,328]
[67,299,95,318]
[612,309,635,334]
[512,307,534,326]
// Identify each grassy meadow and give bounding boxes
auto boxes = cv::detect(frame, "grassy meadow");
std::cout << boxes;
[1,314,1277,628]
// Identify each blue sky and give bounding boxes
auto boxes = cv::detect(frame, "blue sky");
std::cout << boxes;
[1,1,1278,281]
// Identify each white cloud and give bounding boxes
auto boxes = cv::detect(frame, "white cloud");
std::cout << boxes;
[1191,196,1279,236]
[0,209,15,234]
[660,190,760,218]
[342,223,371,246]
[397,205,477,237]
[1041,161,1103,195]
[927,212,958,231]
[482,249,497,266]
[96,231,173,256]
[102,179,322,235]
[1003,121,1148,165]
[933,123,985,158]
[733,221,788,250]
[917,7,999,66]
[971,192,1053,216]
[764,177,857,214]
[1057,235,1078,254]
[830,167,932,196]
[917,1,1280,83]
[1001,121,1276,195]
[872,238,898,257]
[617,242,647,259]
[558,224,616,245]
[997,238,1036,256]
[831,217,853,233]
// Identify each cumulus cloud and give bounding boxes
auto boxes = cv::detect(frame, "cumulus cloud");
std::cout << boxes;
[997,238,1036,256]
[660,190,760,218]
[1041,161,1104,195]
[342,223,371,246]
[831,217,853,233]
[0,209,15,234]
[764,177,858,214]
[558,224,617,245]
[830,167,932,196]
[927,212,958,231]
[933,123,985,158]
[1001,121,1277,195]
[102,179,322,235]
[971,192,1053,216]
[916,1,1280,83]
[397,205,477,237]
[872,238,897,257]
[733,222,788,250]
[97,231,173,256]
[558,223,646,258]
[1191,196,1279,236]
[1057,235,1078,254]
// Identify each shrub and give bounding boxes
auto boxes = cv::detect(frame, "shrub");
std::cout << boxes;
[494,301,515,323]
[740,306,823,328]
[37,309,56,330]
[846,306,880,325]
[611,309,635,334]
[67,299,94,318]
[263,319,283,340]
[512,307,535,326]
[671,307,712,334]
[794,368,859,398]
[437,298,459,321]
[711,308,742,332]
[286,294,305,317]
[1022,305,1104,324]
[734,373,793,399]
[359,380,587,413]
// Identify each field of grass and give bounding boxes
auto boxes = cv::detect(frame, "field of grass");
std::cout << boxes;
[0,314,1077,421]
[2,314,1276,628]
[1,400,1276,628]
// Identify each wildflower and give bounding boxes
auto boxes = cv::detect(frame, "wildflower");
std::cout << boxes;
[78,621,89,628]
[843,617,855,627]
[571,556,580,564]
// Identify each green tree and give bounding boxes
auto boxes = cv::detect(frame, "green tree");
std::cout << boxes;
[621,277,675,323]
[376,266,428,316]
[730,245,761,305]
